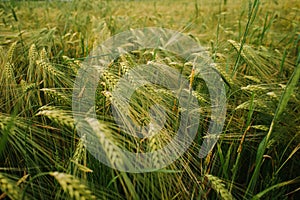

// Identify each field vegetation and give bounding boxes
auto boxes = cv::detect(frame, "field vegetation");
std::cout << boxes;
[0,0,299,199]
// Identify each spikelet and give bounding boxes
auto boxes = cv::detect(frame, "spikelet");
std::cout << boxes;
[120,61,130,75]
[70,138,93,173]
[40,88,70,105]
[241,84,267,94]
[119,53,135,74]
[251,125,269,131]
[0,173,27,200]
[228,40,274,81]
[102,71,118,90]
[85,117,125,169]
[4,62,16,83]
[0,114,10,130]
[266,91,278,100]
[184,61,193,68]
[214,64,234,87]
[69,61,80,74]
[26,44,39,83]
[36,108,74,129]
[205,174,234,200]
[39,47,48,62]
[62,55,80,74]
[6,41,18,63]
[22,82,41,93]
[228,40,248,60]
[168,61,183,68]
[71,161,93,173]
[28,44,38,68]
[72,138,85,163]
[192,90,207,104]
[36,60,62,77]
[243,75,261,83]
[147,134,164,169]
[141,49,154,62]
[0,46,5,65]
[235,100,258,111]
[50,172,96,200]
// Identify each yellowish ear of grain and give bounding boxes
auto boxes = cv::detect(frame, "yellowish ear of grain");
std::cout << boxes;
[0,173,28,200]
[36,107,74,129]
[50,172,96,200]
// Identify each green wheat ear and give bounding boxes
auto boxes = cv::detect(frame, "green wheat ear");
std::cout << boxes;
[214,64,234,87]
[40,88,71,105]
[4,62,16,83]
[0,173,28,200]
[205,174,234,200]
[2,39,18,85]
[50,172,96,200]
[36,106,74,129]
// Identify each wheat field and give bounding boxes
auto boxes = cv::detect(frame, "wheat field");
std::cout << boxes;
[0,0,299,199]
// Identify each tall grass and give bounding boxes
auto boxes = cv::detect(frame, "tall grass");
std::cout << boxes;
[0,0,299,199]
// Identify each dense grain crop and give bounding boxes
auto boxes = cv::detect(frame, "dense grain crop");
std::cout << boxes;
[0,0,299,199]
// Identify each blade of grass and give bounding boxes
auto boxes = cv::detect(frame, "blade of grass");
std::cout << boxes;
[230,92,255,192]
[252,177,300,200]
[275,144,300,175]
[232,0,260,75]
[279,49,287,78]
[245,61,300,198]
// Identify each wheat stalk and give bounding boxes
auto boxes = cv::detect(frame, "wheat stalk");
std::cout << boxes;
[235,99,274,115]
